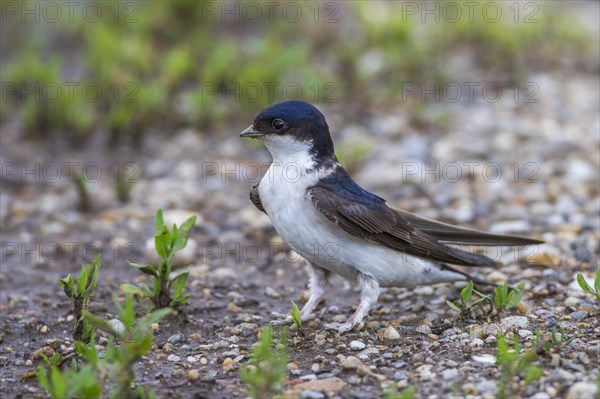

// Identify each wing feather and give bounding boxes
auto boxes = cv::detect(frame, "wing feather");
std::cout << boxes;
[308,167,542,267]
[250,184,266,214]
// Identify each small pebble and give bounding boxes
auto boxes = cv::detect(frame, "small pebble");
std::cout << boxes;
[487,271,508,282]
[518,329,532,338]
[108,319,126,335]
[564,297,579,307]
[227,302,242,313]
[349,340,366,351]
[187,369,200,381]
[415,324,431,334]
[167,333,184,344]
[167,354,180,362]
[222,357,235,372]
[500,316,528,329]
[187,356,197,363]
[566,381,597,399]
[300,391,325,399]
[442,369,458,380]
[382,326,400,340]
[265,286,280,298]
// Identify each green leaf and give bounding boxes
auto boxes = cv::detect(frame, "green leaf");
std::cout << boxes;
[155,208,164,234]
[120,284,147,296]
[77,264,88,293]
[460,281,474,304]
[594,267,600,293]
[50,366,67,398]
[170,272,189,297]
[290,301,302,328]
[172,216,196,253]
[154,228,169,259]
[119,294,137,326]
[139,307,172,330]
[140,283,153,297]
[173,295,189,306]
[576,273,591,294]
[83,311,119,337]
[179,216,196,235]
[82,256,101,297]
[127,262,158,277]
[152,277,161,297]
[506,283,525,309]
[495,285,503,308]
[525,365,543,384]
[60,274,75,297]
[446,300,461,313]
[75,340,98,366]
[36,366,50,394]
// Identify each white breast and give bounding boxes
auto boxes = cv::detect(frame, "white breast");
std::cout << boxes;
[258,137,465,287]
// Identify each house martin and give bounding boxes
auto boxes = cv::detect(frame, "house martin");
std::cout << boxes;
[241,100,543,333]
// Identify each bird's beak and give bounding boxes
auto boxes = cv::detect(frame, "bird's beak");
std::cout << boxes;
[240,125,262,138]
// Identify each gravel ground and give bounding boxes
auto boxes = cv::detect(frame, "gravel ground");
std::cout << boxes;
[0,70,598,398]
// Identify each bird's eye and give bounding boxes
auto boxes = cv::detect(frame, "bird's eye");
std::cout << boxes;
[272,118,285,131]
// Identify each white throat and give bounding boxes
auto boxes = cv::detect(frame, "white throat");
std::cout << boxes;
[263,135,316,170]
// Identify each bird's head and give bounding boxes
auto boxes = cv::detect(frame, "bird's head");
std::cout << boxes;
[240,100,335,161]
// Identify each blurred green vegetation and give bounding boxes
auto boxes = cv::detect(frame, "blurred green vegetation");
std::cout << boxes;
[1,1,595,142]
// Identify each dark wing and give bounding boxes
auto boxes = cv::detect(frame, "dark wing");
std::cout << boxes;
[394,209,544,246]
[308,168,542,267]
[250,184,266,214]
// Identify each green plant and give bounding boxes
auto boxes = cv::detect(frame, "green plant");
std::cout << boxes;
[73,170,91,212]
[495,282,525,312]
[37,358,101,399]
[576,267,600,300]
[290,301,302,329]
[240,326,289,398]
[496,334,543,399]
[83,294,171,398]
[37,293,169,399]
[121,209,196,309]
[60,255,101,343]
[446,280,491,316]
[531,327,574,355]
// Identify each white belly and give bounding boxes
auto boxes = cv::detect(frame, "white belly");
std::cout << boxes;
[258,166,465,287]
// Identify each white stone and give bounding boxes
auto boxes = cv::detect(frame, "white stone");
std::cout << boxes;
[108,319,126,336]
[382,326,401,340]
[566,381,597,399]
[501,316,528,329]
[349,340,366,351]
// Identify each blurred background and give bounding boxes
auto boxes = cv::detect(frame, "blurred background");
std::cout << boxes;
[1,1,597,143]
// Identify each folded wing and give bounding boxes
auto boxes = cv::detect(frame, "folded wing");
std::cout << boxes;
[308,168,542,267]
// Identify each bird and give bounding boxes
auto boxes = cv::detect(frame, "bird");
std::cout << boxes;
[240,100,543,333]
